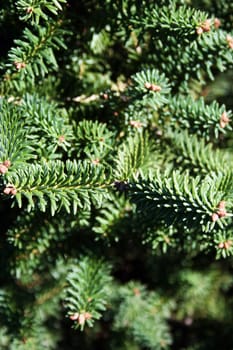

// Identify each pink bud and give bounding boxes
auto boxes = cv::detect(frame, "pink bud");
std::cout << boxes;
[144,82,152,89]
[0,164,8,174]
[3,187,12,195]
[69,313,79,321]
[78,313,85,325]
[218,242,224,249]
[151,84,161,92]
[3,160,11,168]
[211,213,219,222]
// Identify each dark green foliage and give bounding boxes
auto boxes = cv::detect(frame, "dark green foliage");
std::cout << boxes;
[1,0,233,349]
[65,256,112,330]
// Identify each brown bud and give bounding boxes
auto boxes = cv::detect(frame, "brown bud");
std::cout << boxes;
[218,242,224,249]
[226,35,233,49]
[78,313,85,325]
[84,312,92,320]
[129,120,143,128]
[92,159,100,165]
[11,188,17,195]
[220,111,230,128]
[144,82,152,89]
[150,84,161,92]
[69,313,79,321]
[14,62,26,70]
[102,93,108,100]
[70,313,79,320]
[201,19,211,32]
[218,201,226,209]
[211,213,219,222]
[0,164,8,174]
[224,240,232,249]
[214,18,221,29]
[26,7,33,13]
[3,185,17,196]
[3,160,11,168]
[58,135,65,143]
[196,27,203,35]
[3,187,12,195]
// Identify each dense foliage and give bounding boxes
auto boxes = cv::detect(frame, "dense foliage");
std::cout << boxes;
[0,1,233,349]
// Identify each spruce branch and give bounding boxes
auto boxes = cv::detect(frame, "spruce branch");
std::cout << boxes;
[180,29,233,82]
[4,160,111,215]
[16,0,67,24]
[0,98,34,169]
[114,281,173,350]
[161,95,232,139]
[114,131,157,180]
[20,94,73,158]
[1,20,66,93]
[131,4,209,40]
[129,68,170,110]
[64,256,112,330]
[167,130,231,174]
[72,119,115,161]
[129,170,231,232]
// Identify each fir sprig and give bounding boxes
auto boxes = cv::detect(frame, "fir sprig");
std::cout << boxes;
[129,170,231,232]
[16,0,67,24]
[4,160,111,215]
[65,256,112,330]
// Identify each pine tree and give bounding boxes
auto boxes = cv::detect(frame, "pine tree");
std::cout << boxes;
[1,1,233,349]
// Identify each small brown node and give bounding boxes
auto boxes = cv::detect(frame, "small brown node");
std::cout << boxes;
[14,61,26,70]
[218,240,232,250]
[196,27,203,35]
[220,111,230,128]
[201,19,211,32]
[133,288,140,296]
[3,160,11,168]
[92,159,100,165]
[0,164,8,174]
[69,313,79,321]
[129,120,143,128]
[144,82,161,92]
[211,213,219,222]
[3,184,17,196]
[226,35,233,49]
[26,7,33,13]
[58,135,65,143]
[214,18,221,29]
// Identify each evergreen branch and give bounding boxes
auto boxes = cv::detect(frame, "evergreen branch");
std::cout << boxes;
[64,256,112,330]
[2,21,66,92]
[129,69,171,110]
[16,0,67,24]
[129,171,231,232]
[4,160,111,215]
[161,95,232,139]
[114,131,157,180]
[0,98,33,168]
[20,94,73,158]
[168,131,231,174]
[180,29,233,82]
[114,281,173,350]
[131,4,208,39]
[93,195,133,238]
[72,119,115,160]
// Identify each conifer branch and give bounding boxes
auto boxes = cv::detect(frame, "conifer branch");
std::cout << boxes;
[65,256,112,330]
[161,95,232,139]
[1,20,66,93]
[129,171,231,232]
[16,0,67,24]
[4,160,111,215]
